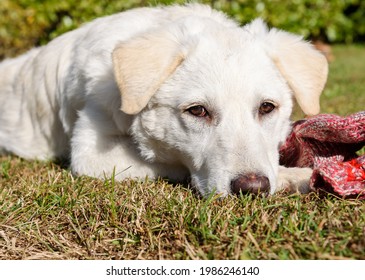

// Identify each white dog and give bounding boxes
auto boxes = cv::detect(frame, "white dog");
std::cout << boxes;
[0,4,327,197]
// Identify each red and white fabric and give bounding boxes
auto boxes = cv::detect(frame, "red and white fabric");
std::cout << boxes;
[279,111,365,199]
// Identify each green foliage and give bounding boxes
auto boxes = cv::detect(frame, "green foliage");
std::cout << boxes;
[213,0,365,43]
[0,0,139,58]
[1,0,364,58]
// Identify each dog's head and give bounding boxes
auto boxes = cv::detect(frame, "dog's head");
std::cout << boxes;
[112,16,328,197]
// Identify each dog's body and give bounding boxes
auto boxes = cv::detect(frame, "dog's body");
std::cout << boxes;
[0,4,327,196]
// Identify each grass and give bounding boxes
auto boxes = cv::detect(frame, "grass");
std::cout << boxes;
[321,45,365,115]
[1,44,365,260]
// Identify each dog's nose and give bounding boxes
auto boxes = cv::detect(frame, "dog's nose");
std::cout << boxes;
[230,173,270,195]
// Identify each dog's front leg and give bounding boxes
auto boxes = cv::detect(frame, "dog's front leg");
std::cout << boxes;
[70,105,188,181]
[276,166,313,194]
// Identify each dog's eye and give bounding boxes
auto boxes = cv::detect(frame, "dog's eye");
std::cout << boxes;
[259,102,276,115]
[187,105,209,118]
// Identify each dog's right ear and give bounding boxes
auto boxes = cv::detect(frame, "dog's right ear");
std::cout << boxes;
[246,19,328,116]
[112,33,185,115]
[266,28,328,116]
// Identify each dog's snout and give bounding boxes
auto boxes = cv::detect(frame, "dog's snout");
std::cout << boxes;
[230,173,270,195]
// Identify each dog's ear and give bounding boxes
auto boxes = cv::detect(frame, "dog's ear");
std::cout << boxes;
[266,27,328,116]
[112,34,185,115]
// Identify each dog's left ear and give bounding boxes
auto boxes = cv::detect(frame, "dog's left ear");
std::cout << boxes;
[265,26,328,116]
[112,33,185,115]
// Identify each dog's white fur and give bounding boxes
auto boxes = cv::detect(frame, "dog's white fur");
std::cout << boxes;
[0,4,327,196]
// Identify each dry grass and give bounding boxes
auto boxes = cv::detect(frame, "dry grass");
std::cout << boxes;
[1,157,364,260]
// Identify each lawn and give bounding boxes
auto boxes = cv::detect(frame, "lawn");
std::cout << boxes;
[0,44,364,260]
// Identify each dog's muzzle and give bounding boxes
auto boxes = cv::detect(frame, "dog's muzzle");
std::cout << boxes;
[230,173,270,195]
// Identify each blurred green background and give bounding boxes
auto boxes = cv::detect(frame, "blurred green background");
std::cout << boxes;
[1,0,365,59]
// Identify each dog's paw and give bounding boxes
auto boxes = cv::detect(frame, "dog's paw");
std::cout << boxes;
[276,166,313,194]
